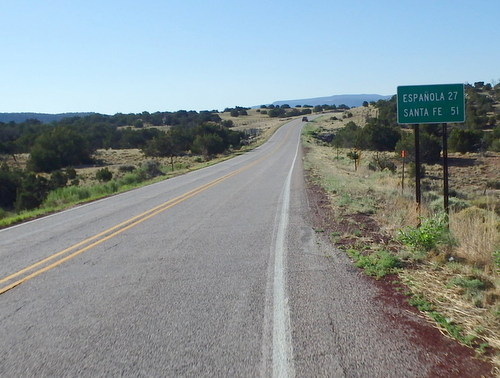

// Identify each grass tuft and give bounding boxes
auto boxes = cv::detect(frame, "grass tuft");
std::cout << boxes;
[347,248,401,279]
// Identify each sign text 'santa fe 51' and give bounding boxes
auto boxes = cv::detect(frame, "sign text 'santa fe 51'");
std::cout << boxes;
[397,83,465,124]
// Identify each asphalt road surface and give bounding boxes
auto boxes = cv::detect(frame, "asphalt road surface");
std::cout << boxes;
[0,118,492,377]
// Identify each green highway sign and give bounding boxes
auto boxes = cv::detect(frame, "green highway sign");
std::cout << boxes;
[397,83,465,124]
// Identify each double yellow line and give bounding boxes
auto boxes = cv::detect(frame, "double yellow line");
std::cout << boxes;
[0,123,298,296]
[0,158,259,295]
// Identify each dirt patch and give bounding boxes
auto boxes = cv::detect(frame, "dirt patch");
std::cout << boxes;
[425,152,500,198]
[304,161,495,377]
[306,177,392,249]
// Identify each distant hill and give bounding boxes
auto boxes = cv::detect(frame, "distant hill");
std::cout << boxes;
[270,94,393,108]
[0,112,96,124]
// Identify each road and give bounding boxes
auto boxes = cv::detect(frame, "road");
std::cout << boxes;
[0,118,492,377]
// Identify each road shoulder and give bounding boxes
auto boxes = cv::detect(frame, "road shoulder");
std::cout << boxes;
[285,150,494,377]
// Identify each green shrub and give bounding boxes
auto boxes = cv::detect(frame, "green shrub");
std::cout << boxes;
[15,174,49,211]
[66,167,77,180]
[368,154,397,172]
[395,132,441,164]
[407,162,426,178]
[192,134,225,156]
[139,160,163,179]
[489,138,500,152]
[398,213,449,252]
[49,170,68,189]
[96,167,113,182]
[118,165,135,172]
[429,197,469,213]
[119,172,142,186]
[0,164,21,209]
[448,128,483,153]
[28,126,92,172]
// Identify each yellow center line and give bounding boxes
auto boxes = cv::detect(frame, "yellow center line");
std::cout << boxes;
[0,170,241,294]
[0,179,221,285]
[0,124,296,295]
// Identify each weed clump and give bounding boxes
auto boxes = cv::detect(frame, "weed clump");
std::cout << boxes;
[398,213,450,253]
[347,249,400,279]
[448,276,487,300]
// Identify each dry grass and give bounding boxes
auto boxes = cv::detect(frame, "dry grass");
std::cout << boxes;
[219,108,286,140]
[378,194,426,233]
[425,153,500,198]
[303,105,378,133]
[401,266,500,368]
[450,206,500,270]
[2,153,29,170]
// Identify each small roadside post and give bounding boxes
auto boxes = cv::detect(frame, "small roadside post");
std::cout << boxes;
[397,83,465,216]
[401,150,406,195]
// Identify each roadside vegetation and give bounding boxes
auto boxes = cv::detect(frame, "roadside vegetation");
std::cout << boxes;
[0,101,344,229]
[302,81,500,370]
[0,108,289,228]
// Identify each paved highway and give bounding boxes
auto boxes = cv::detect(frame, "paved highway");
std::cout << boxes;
[0,118,491,377]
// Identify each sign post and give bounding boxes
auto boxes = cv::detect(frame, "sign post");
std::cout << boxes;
[414,125,421,212]
[442,123,449,214]
[397,83,465,215]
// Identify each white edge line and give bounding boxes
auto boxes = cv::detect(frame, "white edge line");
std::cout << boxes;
[272,129,301,378]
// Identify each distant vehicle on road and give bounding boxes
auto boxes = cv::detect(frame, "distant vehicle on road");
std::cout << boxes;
[302,116,308,122]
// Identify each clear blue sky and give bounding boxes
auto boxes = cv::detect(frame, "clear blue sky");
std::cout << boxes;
[1,0,499,114]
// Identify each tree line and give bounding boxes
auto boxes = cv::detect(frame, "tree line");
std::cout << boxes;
[0,110,245,212]
[222,104,351,119]
[259,103,350,118]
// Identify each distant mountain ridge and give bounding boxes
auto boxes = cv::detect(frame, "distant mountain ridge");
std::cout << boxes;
[0,112,95,124]
[270,94,393,108]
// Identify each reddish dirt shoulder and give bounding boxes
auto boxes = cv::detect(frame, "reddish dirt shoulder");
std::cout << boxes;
[305,174,495,377]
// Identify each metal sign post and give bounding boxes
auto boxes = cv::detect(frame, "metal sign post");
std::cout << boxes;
[397,83,465,216]
[442,123,449,215]
[414,125,421,212]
